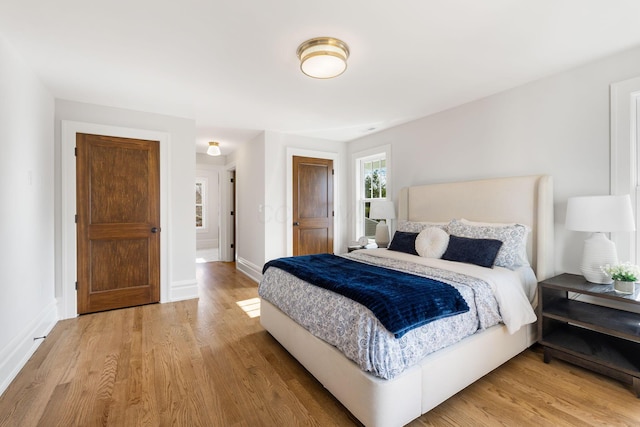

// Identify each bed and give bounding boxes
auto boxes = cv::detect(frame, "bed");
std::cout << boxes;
[259,175,554,427]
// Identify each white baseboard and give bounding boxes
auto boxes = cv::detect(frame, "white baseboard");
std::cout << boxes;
[0,299,58,396]
[236,257,262,283]
[196,239,218,250]
[170,279,199,301]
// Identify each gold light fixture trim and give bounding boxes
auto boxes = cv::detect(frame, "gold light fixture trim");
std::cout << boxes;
[207,141,221,156]
[297,37,350,79]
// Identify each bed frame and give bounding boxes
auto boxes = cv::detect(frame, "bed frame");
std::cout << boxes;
[260,175,554,427]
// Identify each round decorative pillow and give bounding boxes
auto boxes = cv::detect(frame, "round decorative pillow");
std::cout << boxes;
[415,227,450,258]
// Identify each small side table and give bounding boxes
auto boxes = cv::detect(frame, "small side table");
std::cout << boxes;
[538,273,640,396]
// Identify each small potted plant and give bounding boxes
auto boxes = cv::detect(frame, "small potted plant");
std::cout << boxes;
[601,262,640,294]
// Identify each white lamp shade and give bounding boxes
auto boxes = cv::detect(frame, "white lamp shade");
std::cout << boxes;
[565,194,636,284]
[565,195,635,232]
[369,200,396,220]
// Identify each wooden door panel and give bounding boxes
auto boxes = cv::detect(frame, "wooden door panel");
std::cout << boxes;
[298,164,329,219]
[293,156,333,256]
[297,228,330,255]
[86,287,153,313]
[89,144,150,223]
[90,239,149,291]
[77,133,160,314]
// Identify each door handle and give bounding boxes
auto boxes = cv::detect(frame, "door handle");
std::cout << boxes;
[293,222,300,226]
[151,227,160,233]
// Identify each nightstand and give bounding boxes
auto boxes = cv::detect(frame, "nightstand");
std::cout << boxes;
[538,273,640,396]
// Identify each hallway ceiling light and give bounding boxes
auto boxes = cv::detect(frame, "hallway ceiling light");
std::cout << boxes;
[207,141,221,156]
[297,37,350,79]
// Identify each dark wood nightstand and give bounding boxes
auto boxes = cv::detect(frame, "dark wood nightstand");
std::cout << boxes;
[538,273,640,396]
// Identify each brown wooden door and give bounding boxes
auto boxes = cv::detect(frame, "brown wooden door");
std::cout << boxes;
[292,156,334,256]
[76,133,161,314]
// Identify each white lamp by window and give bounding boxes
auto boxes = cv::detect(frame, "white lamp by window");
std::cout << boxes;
[565,194,635,283]
[369,200,396,248]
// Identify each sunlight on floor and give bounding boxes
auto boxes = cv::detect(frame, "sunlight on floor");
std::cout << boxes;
[236,297,261,318]
[196,248,219,263]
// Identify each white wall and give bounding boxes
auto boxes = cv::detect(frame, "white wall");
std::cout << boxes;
[235,132,266,280]
[234,131,348,279]
[0,35,58,394]
[347,45,640,276]
[196,153,223,250]
[264,131,348,261]
[54,100,198,304]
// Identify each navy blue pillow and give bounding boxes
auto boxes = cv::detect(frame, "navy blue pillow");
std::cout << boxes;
[442,235,503,268]
[387,231,419,255]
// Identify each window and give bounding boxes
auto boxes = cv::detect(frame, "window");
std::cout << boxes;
[611,77,640,264]
[196,178,207,229]
[354,146,391,239]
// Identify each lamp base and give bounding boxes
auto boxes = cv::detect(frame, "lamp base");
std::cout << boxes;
[375,221,390,248]
[580,232,617,284]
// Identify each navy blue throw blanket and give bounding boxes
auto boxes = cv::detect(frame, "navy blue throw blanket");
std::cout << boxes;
[262,254,469,338]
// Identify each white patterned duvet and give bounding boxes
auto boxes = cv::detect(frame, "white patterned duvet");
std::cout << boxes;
[258,249,537,380]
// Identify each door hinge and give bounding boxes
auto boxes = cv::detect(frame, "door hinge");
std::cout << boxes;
[332,169,334,175]
[75,214,78,223]
[75,282,78,290]
[74,147,77,156]
[230,243,234,249]
[332,211,335,217]
[230,211,234,216]
[230,178,234,183]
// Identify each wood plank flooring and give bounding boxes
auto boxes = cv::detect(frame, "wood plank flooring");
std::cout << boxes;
[1,261,639,426]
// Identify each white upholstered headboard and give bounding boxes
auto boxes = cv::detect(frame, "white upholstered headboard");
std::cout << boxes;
[397,175,555,281]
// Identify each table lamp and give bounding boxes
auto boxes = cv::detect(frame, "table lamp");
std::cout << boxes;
[565,194,635,283]
[369,200,396,248]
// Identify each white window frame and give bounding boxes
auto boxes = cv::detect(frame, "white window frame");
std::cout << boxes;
[196,177,207,231]
[352,145,392,241]
[611,76,640,265]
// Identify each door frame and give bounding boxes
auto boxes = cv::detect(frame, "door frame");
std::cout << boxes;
[61,120,170,319]
[286,148,340,256]
[219,163,236,262]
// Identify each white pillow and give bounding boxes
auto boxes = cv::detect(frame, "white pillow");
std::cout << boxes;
[459,218,528,229]
[396,220,448,233]
[447,218,530,269]
[459,219,531,267]
[415,227,450,258]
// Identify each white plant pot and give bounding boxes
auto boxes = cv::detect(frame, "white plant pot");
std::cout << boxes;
[614,280,635,295]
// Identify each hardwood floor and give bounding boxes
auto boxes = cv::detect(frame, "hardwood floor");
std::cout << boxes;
[1,261,639,426]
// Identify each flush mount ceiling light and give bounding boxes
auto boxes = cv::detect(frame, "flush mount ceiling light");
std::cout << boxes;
[297,37,350,79]
[207,141,221,156]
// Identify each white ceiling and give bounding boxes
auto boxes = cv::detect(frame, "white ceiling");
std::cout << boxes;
[2,0,640,155]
